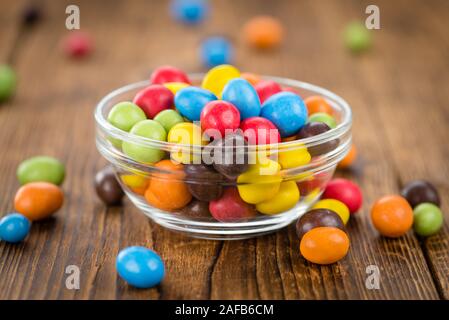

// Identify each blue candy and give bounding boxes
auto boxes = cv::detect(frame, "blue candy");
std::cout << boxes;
[222,78,261,120]
[261,92,307,137]
[0,213,31,243]
[175,86,217,121]
[116,246,165,288]
[200,36,233,67]
[170,0,208,24]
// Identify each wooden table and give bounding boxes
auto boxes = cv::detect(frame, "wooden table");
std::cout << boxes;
[0,0,448,300]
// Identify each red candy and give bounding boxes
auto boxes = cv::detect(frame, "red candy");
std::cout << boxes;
[209,188,256,222]
[133,85,174,119]
[254,80,282,104]
[150,66,191,85]
[240,116,280,145]
[63,32,93,58]
[322,178,363,214]
[200,101,240,138]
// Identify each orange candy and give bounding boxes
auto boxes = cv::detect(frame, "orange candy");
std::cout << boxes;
[144,160,192,211]
[14,182,64,221]
[300,227,350,265]
[338,145,357,169]
[240,72,261,86]
[304,96,333,116]
[243,16,284,49]
[370,195,413,238]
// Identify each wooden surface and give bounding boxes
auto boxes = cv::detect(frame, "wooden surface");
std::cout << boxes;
[0,0,448,300]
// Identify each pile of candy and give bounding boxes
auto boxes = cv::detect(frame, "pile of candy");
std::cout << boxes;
[103,64,343,222]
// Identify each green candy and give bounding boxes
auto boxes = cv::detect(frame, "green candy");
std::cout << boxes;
[413,203,443,237]
[122,120,166,163]
[308,112,337,129]
[107,102,146,132]
[343,22,372,53]
[154,109,184,132]
[0,65,17,102]
[17,156,65,185]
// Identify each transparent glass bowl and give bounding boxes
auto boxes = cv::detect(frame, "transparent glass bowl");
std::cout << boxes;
[95,74,352,240]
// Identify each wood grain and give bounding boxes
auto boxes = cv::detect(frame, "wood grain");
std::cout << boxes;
[0,0,447,300]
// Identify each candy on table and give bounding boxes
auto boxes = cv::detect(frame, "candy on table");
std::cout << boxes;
[400,180,441,208]
[200,100,241,138]
[277,141,311,169]
[254,80,282,104]
[300,227,350,265]
[209,188,256,222]
[170,0,208,25]
[62,31,93,58]
[17,156,65,186]
[256,181,300,215]
[122,120,167,163]
[116,246,165,288]
[145,160,192,211]
[0,65,16,102]
[14,182,64,221]
[240,72,261,86]
[107,101,147,132]
[200,36,233,68]
[177,200,212,218]
[243,15,284,49]
[95,166,124,205]
[167,122,205,164]
[322,178,363,214]
[237,157,282,204]
[370,195,413,238]
[133,84,174,119]
[150,65,191,85]
[240,116,280,145]
[413,203,444,237]
[304,96,333,116]
[121,173,149,196]
[154,109,184,132]
[175,86,217,121]
[164,82,190,95]
[307,112,337,129]
[201,64,240,98]
[0,213,31,243]
[208,133,249,180]
[261,92,308,138]
[338,144,357,169]
[184,164,223,201]
[296,122,338,157]
[312,198,350,225]
[296,209,345,241]
[343,21,372,53]
[222,78,261,120]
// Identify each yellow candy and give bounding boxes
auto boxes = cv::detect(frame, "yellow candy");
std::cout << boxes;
[121,174,149,195]
[201,64,240,98]
[278,143,311,169]
[256,181,300,215]
[237,158,282,204]
[164,82,190,95]
[167,122,206,164]
[312,198,350,225]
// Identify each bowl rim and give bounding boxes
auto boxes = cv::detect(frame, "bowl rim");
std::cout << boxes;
[94,73,352,150]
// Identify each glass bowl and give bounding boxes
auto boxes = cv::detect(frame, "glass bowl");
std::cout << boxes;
[95,74,352,240]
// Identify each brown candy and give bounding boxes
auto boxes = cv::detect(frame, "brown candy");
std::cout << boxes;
[94,166,124,206]
[177,200,211,218]
[296,208,345,241]
[184,164,224,201]
[296,122,339,156]
[400,180,441,208]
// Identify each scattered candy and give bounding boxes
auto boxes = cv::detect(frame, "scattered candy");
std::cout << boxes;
[175,86,217,121]
[154,109,184,132]
[322,178,363,214]
[201,64,240,98]
[261,92,308,137]
[308,112,337,129]
[296,209,345,241]
[184,164,223,201]
[133,85,174,119]
[338,144,357,169]
[95,166,124,206]
[209,188,256,222]
[343,21,372,53]
[107,101,147,132]
[200,100,240,137]
[243,16,284,49]
[14,182,64,221]
[312,199,350,225]
[200,36,233,67]
[116,246,165,288]
[371,195,413,238]
[300,227,350,265]
[0,213,31,243]
[401,180,440,208]
[240,116,280,145]
[150,65,191,85]
[222,78,261,120]
[170,0,208,25]
[17,156,65,186]
[0,65,16,102]
[413,203,444,237]
[254,80,282,104]
[62,32,93,58]
[304,96,333,116]
[256,181,299,214]
[296,122,337,156]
